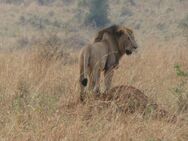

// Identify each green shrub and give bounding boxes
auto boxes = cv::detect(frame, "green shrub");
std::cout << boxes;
[0,0,24,5]
[179,15,188,29]
[179,15,188,39]
[121,8,133,17]
[19,14,63,30]
[78,0,89,7]
[17,36,30,48]
[171,64,188,113]
[12,81,31,113]
[128,0,136,6]
[37,0,54,5]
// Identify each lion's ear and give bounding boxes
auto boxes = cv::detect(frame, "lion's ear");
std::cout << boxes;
[125,28,133,34]
[117,26,127,37]
[94,25,118,42]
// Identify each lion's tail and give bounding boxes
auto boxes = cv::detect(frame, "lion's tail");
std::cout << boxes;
[80,48,90,87]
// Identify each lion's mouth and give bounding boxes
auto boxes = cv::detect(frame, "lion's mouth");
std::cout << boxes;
[125,50,132,55]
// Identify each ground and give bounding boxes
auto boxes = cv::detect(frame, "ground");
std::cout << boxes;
[0,0,188,141]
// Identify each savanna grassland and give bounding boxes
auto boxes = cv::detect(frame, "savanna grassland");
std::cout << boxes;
[0,0,188,141]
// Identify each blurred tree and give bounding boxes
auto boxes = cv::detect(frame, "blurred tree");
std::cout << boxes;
[172,64,188,113]
[84,0,110,27]
[179,15,188,40]
[129,0,136,6]
[1,0,24,4]
[37,0,54,5]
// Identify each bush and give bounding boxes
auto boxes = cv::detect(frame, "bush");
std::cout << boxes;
[78,0,89,7]
[120,7,133,18]
[19,14,63,30]
[37,0,54,5]
[128,0,136,6]
[17,36,30,48]
[84,0,110,27]
[179,15,188,39]
[179,15,188,29]
[171,64,188,113]
[37,33,63,61]
[0,0,24,5]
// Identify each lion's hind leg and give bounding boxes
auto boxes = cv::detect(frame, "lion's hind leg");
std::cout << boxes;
[104,69,114,93]
[92,68,101,96]
[79,73,85,102]
[79,59,87,102]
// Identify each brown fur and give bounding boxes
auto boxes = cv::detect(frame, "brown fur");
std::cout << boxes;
[79,25,138,101]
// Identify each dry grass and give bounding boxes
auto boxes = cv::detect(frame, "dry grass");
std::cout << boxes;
[0,40,187,141]
[0,0,187,141]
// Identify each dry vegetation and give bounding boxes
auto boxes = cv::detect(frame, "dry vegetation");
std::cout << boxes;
[0,0,188,141]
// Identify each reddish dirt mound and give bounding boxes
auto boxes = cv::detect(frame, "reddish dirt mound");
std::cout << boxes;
[99,85,176,122]
[100,85,149,113]
[64,85,176,123]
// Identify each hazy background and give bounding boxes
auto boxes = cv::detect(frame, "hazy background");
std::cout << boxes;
[0,0,187,141]
[0,0,187,49]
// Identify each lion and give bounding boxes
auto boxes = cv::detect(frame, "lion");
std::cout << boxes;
[79,25,138,101]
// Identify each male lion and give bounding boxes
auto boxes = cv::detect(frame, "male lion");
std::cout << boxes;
[79,25,138,101]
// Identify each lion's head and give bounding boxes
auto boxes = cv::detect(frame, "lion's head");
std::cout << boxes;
[94,25,138,55]
[117,26,138,55]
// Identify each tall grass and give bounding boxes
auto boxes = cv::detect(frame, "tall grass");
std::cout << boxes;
[0,0,187,140]
[0,39,187,140]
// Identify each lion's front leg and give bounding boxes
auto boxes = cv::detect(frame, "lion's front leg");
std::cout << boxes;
[87,70,100,96]
[104,69,114,93]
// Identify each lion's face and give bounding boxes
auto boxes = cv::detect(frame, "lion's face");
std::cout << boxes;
[93,25,138,56]
[118,28,138,55]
